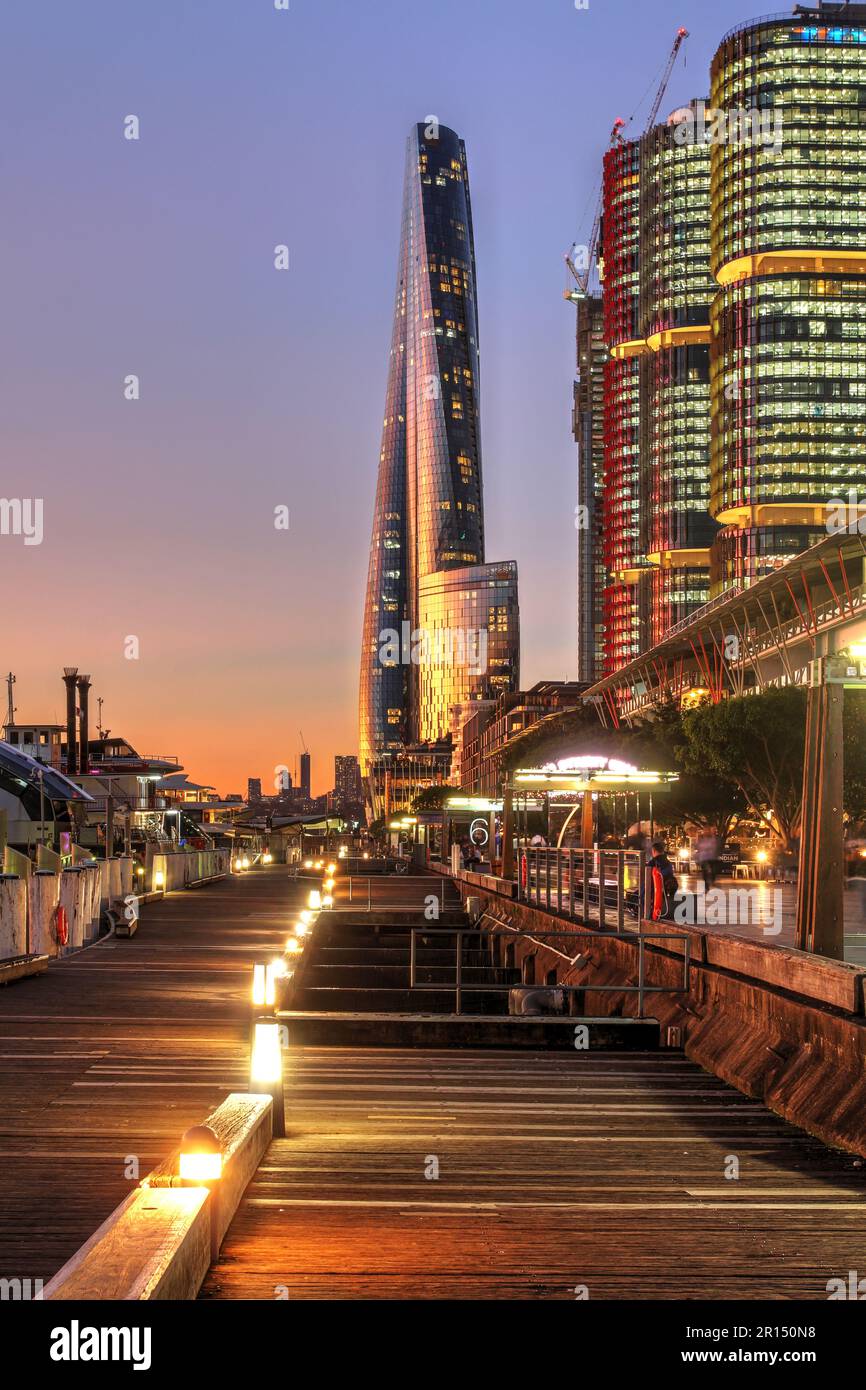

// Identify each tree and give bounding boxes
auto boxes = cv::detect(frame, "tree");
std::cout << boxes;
[680,688,806,850]
[411,785,453,814]
[635,698,746,843]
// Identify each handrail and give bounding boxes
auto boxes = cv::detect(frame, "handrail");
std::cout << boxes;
[408,923,690,1017]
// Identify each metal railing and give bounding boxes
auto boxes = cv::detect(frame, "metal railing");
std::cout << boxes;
[408,925,690,1017]
[345,875,452,912]
[517,847,643,929]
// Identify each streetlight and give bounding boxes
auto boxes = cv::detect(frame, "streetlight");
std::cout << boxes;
[249,1020,285,1138]
[179,1125,222,1260]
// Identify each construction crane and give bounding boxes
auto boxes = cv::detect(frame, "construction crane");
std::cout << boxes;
[564,28,689,303]
[645,27,689,132]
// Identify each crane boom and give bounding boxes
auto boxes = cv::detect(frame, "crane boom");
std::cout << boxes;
[564,28,689,304]
[645,27,688,133]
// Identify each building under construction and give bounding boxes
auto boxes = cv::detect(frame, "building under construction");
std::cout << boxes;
[571,4,866,676]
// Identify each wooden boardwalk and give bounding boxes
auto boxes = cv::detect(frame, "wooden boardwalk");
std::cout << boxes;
[201,1046,866,1301]
[0,867,296,1285]
[0,866,863,1299]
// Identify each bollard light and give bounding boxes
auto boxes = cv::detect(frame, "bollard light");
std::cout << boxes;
[315,860,324,870]
[179,1124,222,1260]
[154,869,165,890]
[285,937,301,955]
[179,1125,222,1183]
[323,877,335,892]
[304,859,313,869]
[363,852,369,860]
[249,1019,286,1138]
[251,960,280,1010]
[322,893,334,909]
[234,857,243,872]
[308,889,322,910]
[263,852,273,865]
[299,909,314,925]
[242,856,250,870]
[293,921,308,939]
[326,862,336,874]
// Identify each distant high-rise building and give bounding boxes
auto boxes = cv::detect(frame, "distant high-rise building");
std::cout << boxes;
[573,294,606,681]
[600,134,645,673]
[359,121,519,815]
[334,754,363,805]
[299,751,311,800]
[247,777,262,803]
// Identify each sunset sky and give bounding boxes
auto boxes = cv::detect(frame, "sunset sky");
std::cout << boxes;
[3,0,759,795]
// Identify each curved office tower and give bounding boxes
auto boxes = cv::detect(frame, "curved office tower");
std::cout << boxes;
[359,122,518,804]
[639,103,717,646]
[708,7,866,590]
[601,137,645,674]
[416,561,519,745]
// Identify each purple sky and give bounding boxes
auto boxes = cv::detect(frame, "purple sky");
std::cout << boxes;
[2,0,762,793]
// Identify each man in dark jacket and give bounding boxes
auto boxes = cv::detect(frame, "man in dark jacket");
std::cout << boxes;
[647,840,679,918]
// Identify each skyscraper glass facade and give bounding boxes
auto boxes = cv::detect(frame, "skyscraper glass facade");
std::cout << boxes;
[600,137,645,674]
[574,295,607,681]
[416,562,519,744]
[639,104,717,645]
[359,123,519,805]
[708,6,866,590]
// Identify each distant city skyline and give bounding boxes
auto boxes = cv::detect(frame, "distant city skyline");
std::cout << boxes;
[3,0,769,790]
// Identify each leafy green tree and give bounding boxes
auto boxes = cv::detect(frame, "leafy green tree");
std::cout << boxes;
[636,698,746,843]
[411,785,453,814]
[680,688,806,849]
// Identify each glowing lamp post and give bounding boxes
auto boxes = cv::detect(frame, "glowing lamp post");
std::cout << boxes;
[250,1020,285,1138]
[179,1124,222,1259]
[251,960,281,1012]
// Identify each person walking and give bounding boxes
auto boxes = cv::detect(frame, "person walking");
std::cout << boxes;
[695,830,720,890]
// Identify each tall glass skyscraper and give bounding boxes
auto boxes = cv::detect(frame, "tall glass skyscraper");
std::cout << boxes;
[359,122,519,806]
[708,6,866,590]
